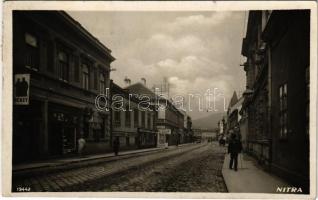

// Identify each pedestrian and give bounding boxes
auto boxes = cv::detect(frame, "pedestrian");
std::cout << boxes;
[113,137,120,156]
[77,133,86,157]
[228,133,242,171]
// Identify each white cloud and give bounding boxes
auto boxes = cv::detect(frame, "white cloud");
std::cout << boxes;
[68,11,246,119]
[166,12,232,33]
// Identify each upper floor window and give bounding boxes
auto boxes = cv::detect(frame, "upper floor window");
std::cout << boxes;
[147,113,151,129]
[134,109,139,128]
[57,50,69,82]
[125,105,131,128]
[141,111,145,128]
[73,56,80,82]
[100,73,105,94]
[279,83,288,139]
[93,68,98,90]
[82,63,89,90]
[25,33,39,71]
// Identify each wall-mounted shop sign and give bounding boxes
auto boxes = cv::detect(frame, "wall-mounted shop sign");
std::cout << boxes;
[14,74,30,105]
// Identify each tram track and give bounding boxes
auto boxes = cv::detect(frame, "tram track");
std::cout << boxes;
[12,143,205,192]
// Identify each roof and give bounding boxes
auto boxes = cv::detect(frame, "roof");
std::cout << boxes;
[229,91,238,108]
[41,11,116,62]
[125,82,156,98]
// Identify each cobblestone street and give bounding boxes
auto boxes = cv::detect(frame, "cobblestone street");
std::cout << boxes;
[13,143,227,192]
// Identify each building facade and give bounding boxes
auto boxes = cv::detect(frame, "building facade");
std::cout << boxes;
[241,11,272,166]
[156,99,185,146]
[241,10,310,192]
[125,83,185,147]
[111,82,157,149]
[12,11,115,163]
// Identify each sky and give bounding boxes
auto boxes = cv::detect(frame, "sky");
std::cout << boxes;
[68,11,247,120]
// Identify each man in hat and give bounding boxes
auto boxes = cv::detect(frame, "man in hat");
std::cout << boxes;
[228,132,242,171]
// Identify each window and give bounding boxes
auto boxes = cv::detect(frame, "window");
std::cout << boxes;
[147,113,151,129]
[279,83,288,138]
[82,63,89,90]
[57,50,69,82]
[125,105,131,128]
[25,33,39,70]
[134,109,139,128]
[305,66,310,135]
[101,117,106,139]
[141,111,145,128]
[74,57,80,82]
[100,73,105,94]
[105,72,110,87]
[114,111,121,127]
[93,68,98,90]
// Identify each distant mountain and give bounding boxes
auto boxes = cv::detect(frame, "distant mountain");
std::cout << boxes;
[192,112,225,130]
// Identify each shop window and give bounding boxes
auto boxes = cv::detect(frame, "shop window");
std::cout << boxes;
[25,32,39,71]
[134,109,139,128]
[126,137,130,146]
[57,50,69,82]
[125,105,131,128]
[82,63,89,90]
[101,117,106,139]
[279,83,288,139]
[100,73,105,94]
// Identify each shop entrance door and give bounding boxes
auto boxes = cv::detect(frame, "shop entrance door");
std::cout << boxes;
[48,104,79,157]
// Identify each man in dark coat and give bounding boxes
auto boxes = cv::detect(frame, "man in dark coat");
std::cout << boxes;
[228,133,242,171]
[113,137,120,156]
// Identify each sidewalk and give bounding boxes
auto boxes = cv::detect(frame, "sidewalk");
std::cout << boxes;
[13,147,163,173]
[222,153,290,193]
[13,143,193,173]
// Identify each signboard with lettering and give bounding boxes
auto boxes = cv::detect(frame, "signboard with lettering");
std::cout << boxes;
[158,128,171,135]
[14,74,30,105]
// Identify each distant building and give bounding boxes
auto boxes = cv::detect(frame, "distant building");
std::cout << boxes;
[156,98,185,146]
[110,82,157,149]
[201,130,217,142]
[217,118,225,139]
[241,10,309,192]
[12,11,115,163]
[226,91,244,139]
[125,82,184,147]
[192,129,202,142]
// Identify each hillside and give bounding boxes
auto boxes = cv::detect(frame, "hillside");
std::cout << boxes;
[192,112,225,130]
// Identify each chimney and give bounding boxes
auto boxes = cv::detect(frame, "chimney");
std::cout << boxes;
[141,78,146,86]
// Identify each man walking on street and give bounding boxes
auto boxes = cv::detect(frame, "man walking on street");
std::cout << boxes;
[228,133,242,171]
[113,137,120,156]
